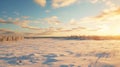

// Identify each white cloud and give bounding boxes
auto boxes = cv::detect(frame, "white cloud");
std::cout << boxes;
[89,0,119,12]
[45,10,50,13]
[69,19,78,25]
[14,11,19,16]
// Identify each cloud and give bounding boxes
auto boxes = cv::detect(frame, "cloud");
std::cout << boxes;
[0,28,16,34]
[69,19,78,25]
[14,11,19,16]
[58,7,120,35]
[16,20,43,30]
[103,0,118,8]
[50,26,87,33]
[0,16,62,31]
[71,26,87,30]
[0,18,21,25]
[26,26,86,36]
[1,6,120,36]
[34,0,46,7]
[93,7,120,21]
[0,18,42,31]
[90,0,116,7]
[90,0,98,3]
[45,10,50,13]
[24,31,53,36]
[22,16,30,19]
[89,0,119,12]
[0,18,14,24]
[24,27,58,36]
[34,0,78,8]
[55,28,72,32]
[0,18,5,23]
[33,0,119,9]
[79,7,120,23]
[22,25,42,30]
[44,16,61,25]
[52,0,78,8]
[75,7,120,35]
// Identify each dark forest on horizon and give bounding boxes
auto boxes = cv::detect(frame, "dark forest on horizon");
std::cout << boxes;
[25,35,120,40]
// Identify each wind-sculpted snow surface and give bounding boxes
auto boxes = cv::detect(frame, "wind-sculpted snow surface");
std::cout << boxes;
[0,38,120,67]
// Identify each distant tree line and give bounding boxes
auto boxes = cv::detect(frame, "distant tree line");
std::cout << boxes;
[69,35,120,40]
[0,34,24,42]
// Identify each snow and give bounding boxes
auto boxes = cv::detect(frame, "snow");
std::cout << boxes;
[0,38,120,67]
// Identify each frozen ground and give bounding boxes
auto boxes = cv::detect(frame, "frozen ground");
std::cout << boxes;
[0,38,120,67]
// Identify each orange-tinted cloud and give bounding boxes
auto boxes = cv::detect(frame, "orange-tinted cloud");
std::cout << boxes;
[52,0,78,8]
[93,7,120,20]
[0,18,42,31]
[0,18,14,24]
[22,16,30,19]
[34,0,46,7]
[44,16,61,25]
[0,18,5,23]
[16,20,43,30]
[0,28,16,34]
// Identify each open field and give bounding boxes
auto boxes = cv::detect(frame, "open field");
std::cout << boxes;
[0,38,120,67]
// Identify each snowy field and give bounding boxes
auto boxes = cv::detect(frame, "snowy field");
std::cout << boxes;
[0,38,120,67]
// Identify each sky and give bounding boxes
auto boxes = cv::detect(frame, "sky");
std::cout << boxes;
[0,0,120,37]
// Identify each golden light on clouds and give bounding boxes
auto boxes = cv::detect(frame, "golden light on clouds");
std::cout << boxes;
[0,0,120,36]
